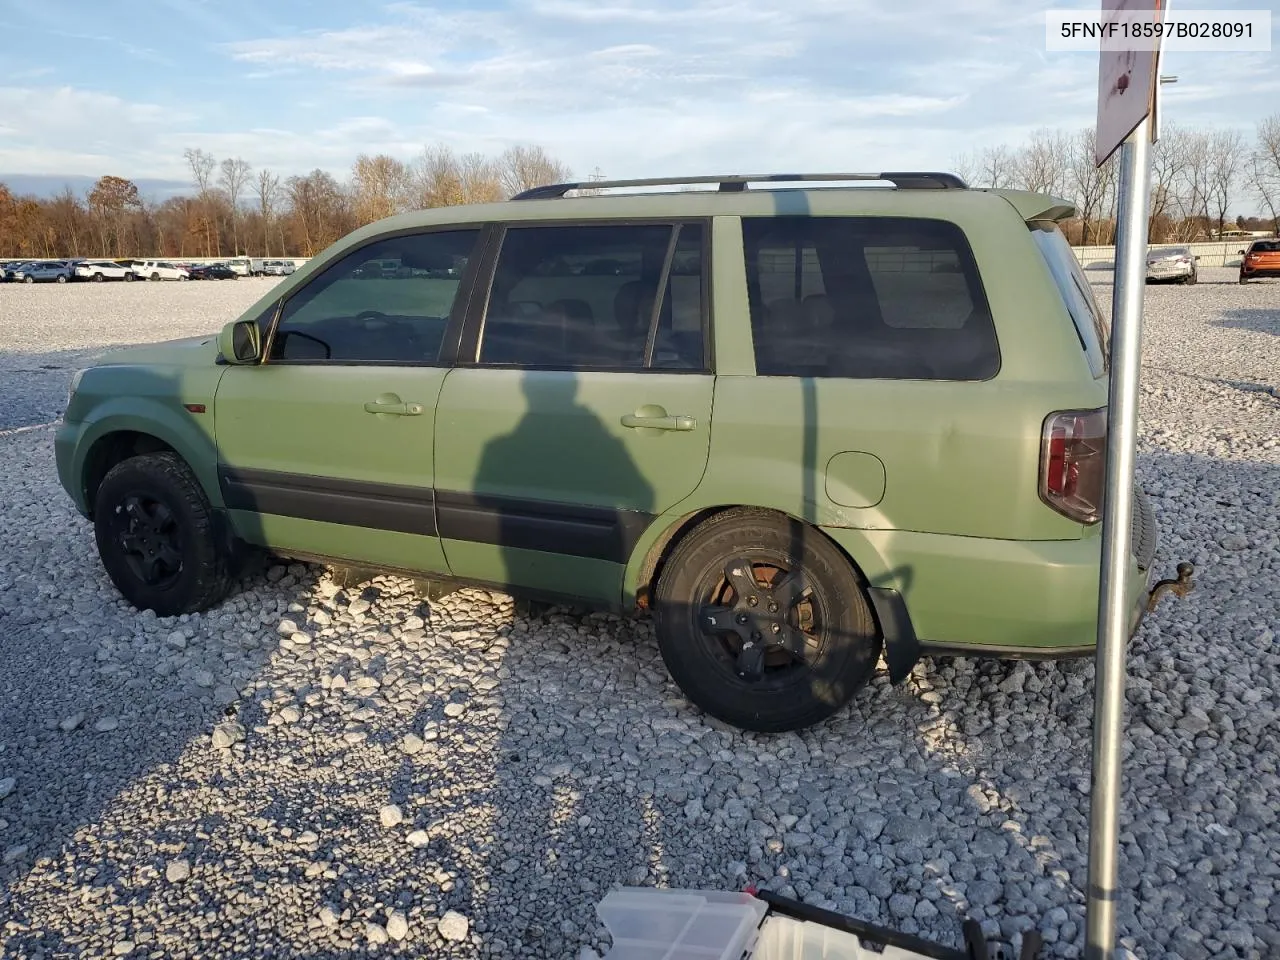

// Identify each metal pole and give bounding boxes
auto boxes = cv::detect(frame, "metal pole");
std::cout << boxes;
[1084,112,1153,960]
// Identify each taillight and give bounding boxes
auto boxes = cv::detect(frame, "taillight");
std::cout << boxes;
[1039,408,1107,524]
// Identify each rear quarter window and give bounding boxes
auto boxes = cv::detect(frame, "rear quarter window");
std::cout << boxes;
[1029,223,1110,378]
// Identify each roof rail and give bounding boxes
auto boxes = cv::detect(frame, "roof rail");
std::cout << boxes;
[510,172,968,200]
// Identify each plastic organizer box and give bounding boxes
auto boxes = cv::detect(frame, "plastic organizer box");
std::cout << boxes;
[584,888,944,960]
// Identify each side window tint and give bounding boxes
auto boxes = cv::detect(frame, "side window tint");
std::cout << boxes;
[478,222,705,370]
[743,216,998,381]
[269,230,480,363]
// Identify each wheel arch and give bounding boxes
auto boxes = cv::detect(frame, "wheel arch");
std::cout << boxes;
[75,410,223,521]
[625,504,921,682]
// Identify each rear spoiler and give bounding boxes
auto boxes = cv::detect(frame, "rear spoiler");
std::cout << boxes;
[988,189,1077,224]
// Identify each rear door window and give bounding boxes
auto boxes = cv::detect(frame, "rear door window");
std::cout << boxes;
[741,216,999,380]
[1029,223,1109,378]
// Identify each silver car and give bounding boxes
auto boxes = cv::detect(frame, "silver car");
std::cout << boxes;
[1145,245,1198,284]
[13,260,74,283]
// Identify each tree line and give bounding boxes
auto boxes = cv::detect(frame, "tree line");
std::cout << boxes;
[952,113,1280,245]
[0,143,578,260]
[4,114,1279,260]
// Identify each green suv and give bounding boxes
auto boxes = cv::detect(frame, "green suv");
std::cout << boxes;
[55,172,1167,732]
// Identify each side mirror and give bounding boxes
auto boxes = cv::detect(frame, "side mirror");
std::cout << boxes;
[219,319,261,364]
[1239,249,1246,255]
[1194,255,1200,261]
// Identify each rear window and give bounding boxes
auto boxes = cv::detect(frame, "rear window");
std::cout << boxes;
[1029,223,1109,378]
[742,216,999,380]
[1250,240,1280,252]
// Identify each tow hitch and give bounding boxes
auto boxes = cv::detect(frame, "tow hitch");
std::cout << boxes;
[1146,561,1196,613]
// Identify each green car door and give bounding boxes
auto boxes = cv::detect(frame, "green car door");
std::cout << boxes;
[433,221,714,603]
[213,228,482,575]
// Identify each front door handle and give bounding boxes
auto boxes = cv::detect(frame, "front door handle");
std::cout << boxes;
[621,411,696,431]
[364,394,425,417]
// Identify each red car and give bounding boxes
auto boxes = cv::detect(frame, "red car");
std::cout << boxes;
[1238,238,1280,283]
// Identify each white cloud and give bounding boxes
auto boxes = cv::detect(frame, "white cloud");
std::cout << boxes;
[2,0,1270,204]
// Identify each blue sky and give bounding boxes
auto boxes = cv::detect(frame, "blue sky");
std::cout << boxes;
[0,0,1275,199]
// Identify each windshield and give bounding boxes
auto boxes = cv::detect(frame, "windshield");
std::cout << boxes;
[1029,223,1110,378]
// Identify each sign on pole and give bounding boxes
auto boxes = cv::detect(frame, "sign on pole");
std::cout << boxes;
[1085,2,1163,957]
[1096,0,1166,165]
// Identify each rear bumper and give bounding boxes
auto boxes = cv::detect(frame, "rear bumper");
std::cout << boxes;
[826,492,1158,657]
[1241,266,1280,278]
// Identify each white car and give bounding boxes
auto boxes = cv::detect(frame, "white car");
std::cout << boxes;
[262,259,296,276]
[226,257,252,277]
[131,260,190,281]
[74,260,131,282]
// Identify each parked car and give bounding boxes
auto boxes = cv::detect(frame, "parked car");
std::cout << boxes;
[1145,245,1197,284]
[1,260,35,281]
[226,257,252,277]
[262,259,296,276]
[189,263,239,281]
[55,171,1191,733]
[1238,238,1280,283]
[130,260,190,281]
[75,259,132,282]
[14,260,74,283]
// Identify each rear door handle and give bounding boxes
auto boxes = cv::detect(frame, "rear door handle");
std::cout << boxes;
[621,413,696,431]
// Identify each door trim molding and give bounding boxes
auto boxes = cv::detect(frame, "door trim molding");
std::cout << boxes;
[219,467,438,536]
[217,466,655,563]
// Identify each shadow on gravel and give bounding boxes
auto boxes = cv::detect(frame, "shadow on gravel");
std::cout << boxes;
[0,344,158,430]
[1212,308,1280,337]
[4,322,1277,960]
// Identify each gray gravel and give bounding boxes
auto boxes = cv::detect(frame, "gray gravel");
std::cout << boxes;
[0,269,1277,959]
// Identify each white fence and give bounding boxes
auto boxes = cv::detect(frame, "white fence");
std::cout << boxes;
[1073,241,1254,270]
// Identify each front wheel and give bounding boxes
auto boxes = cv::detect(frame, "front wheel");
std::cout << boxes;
[124,272,135,282]
[24,276,33,284]
[93,272,105,282]
[652,510,882,732]
[93,453,232,616]
[56,275,67,283]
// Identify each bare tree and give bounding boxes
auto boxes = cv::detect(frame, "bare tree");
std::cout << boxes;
[1016,129,1068,195]
[218,157,252,255]
[1067,128,1110,245]
[1248,114,1280,233]
[949,151,978,186]
[975,145,1016,188]
[1170,130,1214,240]
[1148,123,1187,241]
[255,168,280,258]
[496,144,571,198]
[1207,129,1245,237]
[184,147,218,255]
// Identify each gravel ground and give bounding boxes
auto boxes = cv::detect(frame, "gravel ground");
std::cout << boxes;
[0,269,1277,959]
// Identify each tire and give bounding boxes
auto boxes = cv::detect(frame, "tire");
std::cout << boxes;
[1239,274,1248,284]
[652,509,882,732]
[151,272,159,281]
[93,452,232,616]
[56,275,67,283]
[24,276,33,284]
[124,272,135,282]
[93,272,105,282]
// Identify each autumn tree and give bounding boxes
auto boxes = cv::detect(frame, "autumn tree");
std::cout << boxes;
[495,144,571,198]
[87,175,142,256]
[285,169,350,256]
[351,153,410,225]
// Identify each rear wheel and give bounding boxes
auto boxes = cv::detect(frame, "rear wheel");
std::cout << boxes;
[652,510,882,732]
[56,275,67,283]
[93,453,232,616]
[1239,274,1248,284]
[124,272,135,282]
[151,272,159,281]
